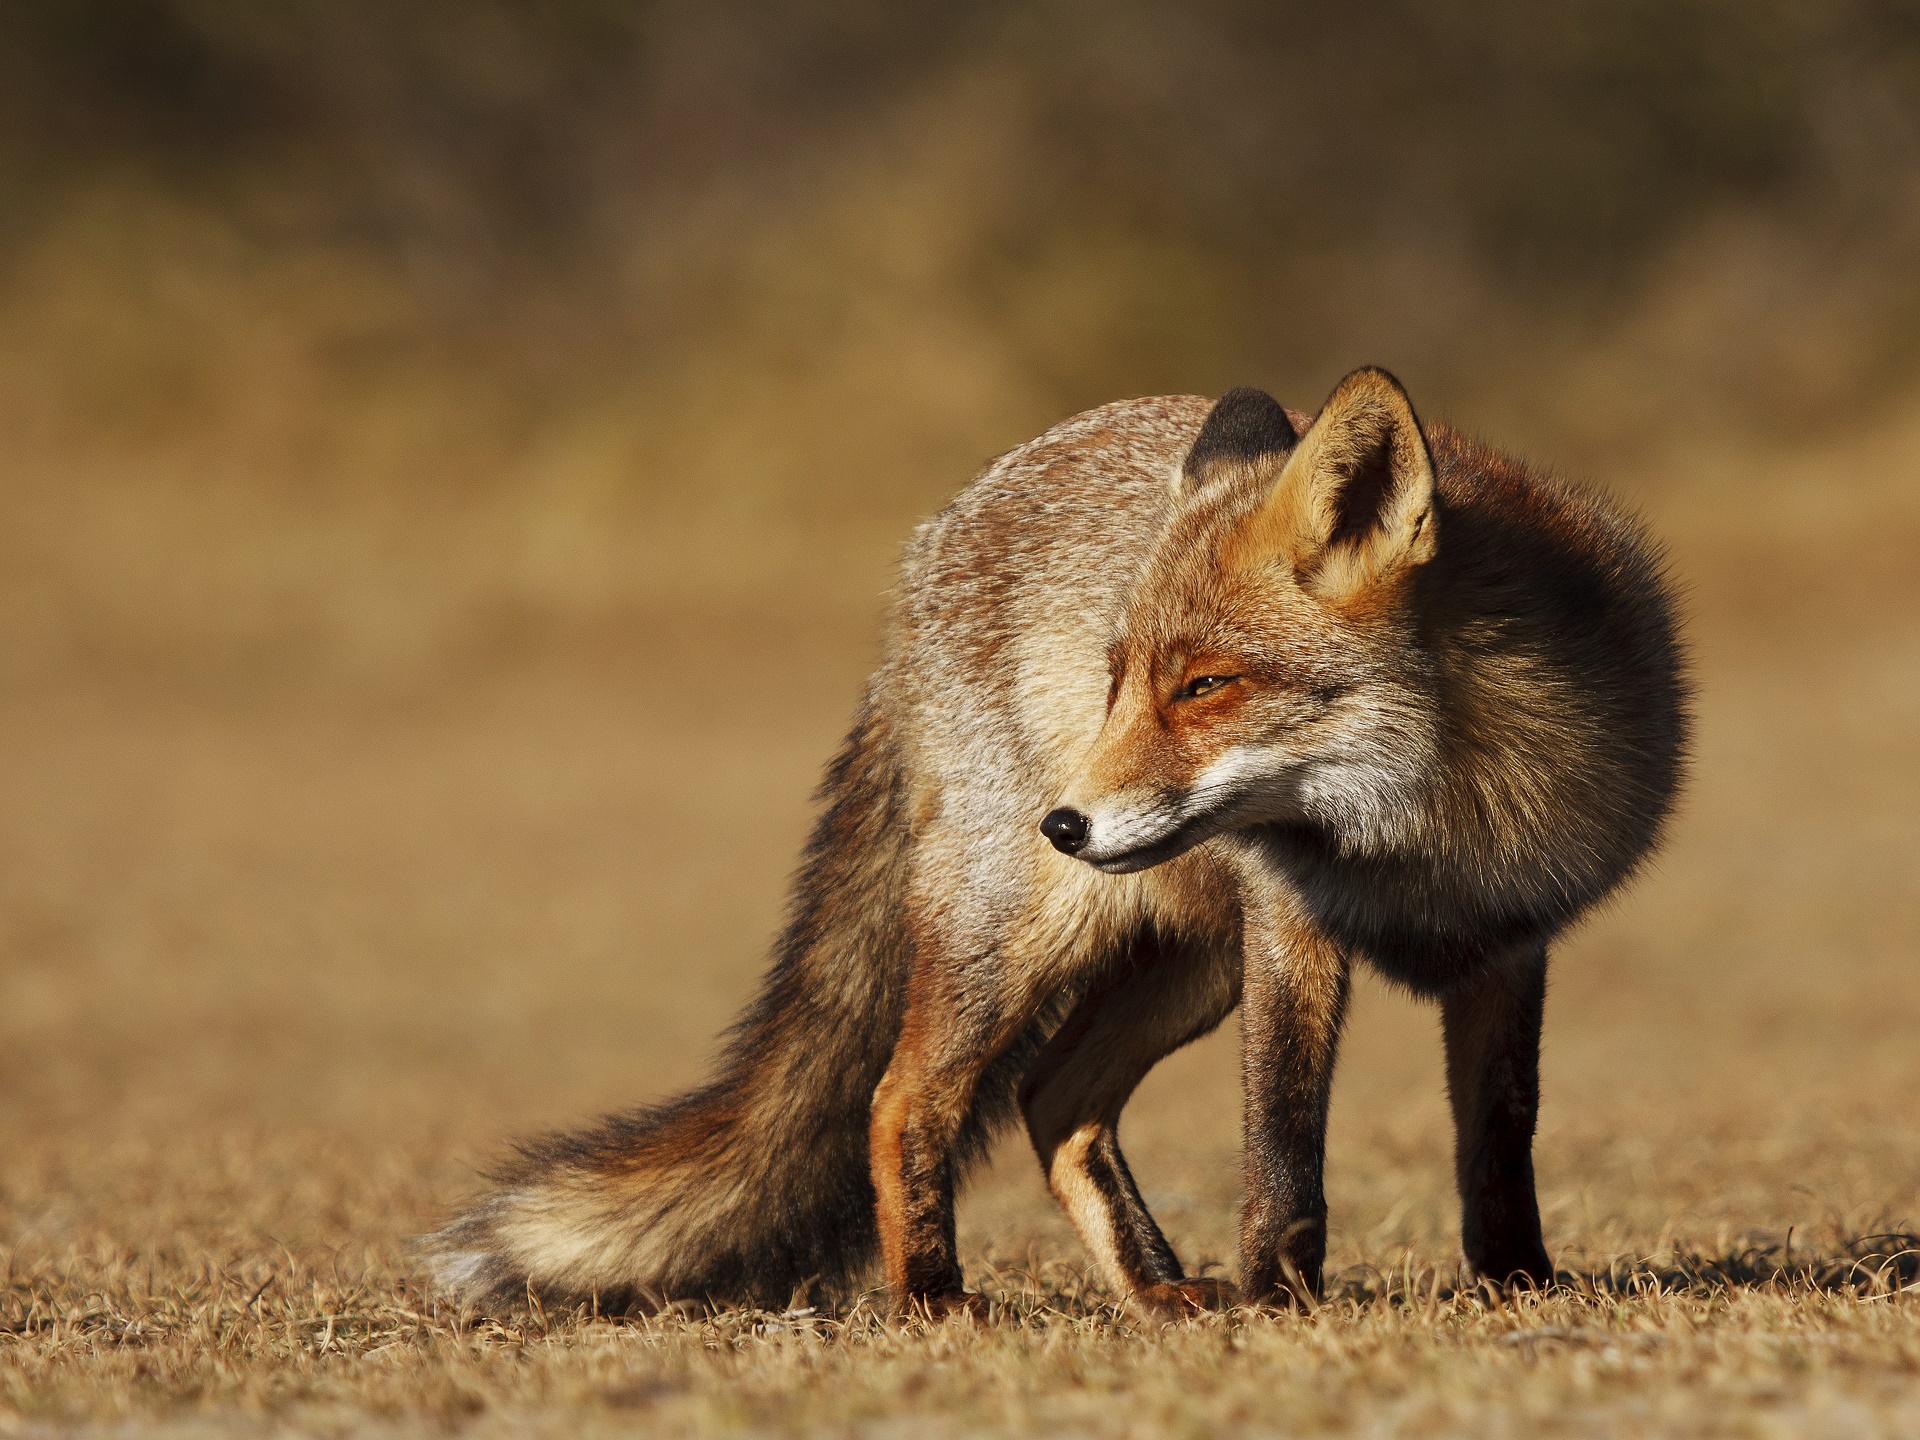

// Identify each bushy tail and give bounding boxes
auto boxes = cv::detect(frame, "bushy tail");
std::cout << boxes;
[425,699,917,1311]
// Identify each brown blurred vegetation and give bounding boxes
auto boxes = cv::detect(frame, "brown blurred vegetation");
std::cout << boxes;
[3,0,1918,675]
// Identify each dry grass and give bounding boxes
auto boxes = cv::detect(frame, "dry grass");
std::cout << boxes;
[5,1235,1919,1437]
[3,384,1919,1435]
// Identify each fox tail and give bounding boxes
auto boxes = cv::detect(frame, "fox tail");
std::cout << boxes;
[423,701,925,1311]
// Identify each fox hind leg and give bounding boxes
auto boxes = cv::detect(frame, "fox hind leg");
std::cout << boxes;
[1019,929,1240,1319]
[868,916,1065,1316]
[1441,945,1554,1289]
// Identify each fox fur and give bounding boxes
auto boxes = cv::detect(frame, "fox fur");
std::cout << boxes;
[426,368,1688,1318]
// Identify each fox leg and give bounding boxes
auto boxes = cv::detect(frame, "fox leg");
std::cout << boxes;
[869,938,1049,1318]
[1018,931,1239,1318]
[1441,946,1554,1288]
[1237,888,1351,1308]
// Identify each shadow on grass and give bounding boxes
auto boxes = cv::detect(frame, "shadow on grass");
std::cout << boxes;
[1330,1230,1920,1312]
[439,1229,1920,1334]
[530,1231,1920,1331]
[15,1233,1907,1346]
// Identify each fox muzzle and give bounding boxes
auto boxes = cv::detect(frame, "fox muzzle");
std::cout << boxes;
[1039,807,1090,855]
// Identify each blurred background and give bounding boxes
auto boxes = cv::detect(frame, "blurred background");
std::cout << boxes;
[1,0,1917,1295]
[4,0,1918,674]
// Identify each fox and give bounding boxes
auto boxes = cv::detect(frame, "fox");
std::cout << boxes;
[425,367,1688,1320]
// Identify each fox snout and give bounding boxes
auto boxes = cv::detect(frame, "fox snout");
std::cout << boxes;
[1039,807,1090,855]
[1038,792,1196,873]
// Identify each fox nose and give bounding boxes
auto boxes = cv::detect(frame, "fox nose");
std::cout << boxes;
[1040,807,1090,855]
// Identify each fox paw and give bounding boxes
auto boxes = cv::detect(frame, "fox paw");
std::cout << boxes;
[905,1290,992,1323]
[1129,1277,1239,1319]
[1464,1254,1555,1296]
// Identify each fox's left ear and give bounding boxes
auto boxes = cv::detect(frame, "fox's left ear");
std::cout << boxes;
[1258,366,1438,598]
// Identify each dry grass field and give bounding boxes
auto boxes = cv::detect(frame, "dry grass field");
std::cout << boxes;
[3,390,1919,1437]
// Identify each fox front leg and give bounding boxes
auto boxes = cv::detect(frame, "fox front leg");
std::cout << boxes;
[1441,946,1554,1289]
[1018,928,1242,1320]
[1237,889,1351,1307]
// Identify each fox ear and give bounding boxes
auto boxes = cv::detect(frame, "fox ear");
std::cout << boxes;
[1174,386,1299,496]
[1258,367,1438,597]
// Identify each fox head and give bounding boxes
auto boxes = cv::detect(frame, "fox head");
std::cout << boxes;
[1043,367,1444,872]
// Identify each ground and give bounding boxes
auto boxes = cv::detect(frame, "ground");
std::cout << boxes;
[2,411,1918,1437]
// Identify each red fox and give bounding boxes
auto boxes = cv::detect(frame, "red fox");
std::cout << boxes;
[427,368,1688,1319]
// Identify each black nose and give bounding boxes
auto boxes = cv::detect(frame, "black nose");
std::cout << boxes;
[1040,807,1090,855]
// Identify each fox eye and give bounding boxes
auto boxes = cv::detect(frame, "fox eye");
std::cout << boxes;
[1178,674,1237,700]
